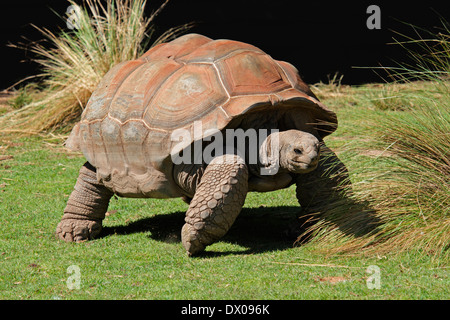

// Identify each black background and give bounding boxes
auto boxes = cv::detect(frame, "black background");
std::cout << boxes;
[0,0,448,90]
[2,300,446,316]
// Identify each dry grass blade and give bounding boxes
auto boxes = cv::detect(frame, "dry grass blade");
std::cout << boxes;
[0,0,192,135]
[270,262,363,269]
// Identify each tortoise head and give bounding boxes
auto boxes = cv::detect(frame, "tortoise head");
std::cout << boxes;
[277,130,320,174]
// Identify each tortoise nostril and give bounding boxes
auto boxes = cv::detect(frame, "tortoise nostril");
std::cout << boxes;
[294,148,302,155]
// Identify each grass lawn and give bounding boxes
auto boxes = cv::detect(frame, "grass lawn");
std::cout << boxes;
[0,82,448,300]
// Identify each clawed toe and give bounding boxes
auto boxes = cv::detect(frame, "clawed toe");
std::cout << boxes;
[56,219,102,242]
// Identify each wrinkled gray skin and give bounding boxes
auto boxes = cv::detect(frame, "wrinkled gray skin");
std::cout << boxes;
[57,128,346,256]
[247,130,320,193]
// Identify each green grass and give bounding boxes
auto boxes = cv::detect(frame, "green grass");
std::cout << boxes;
[0,122,448,299]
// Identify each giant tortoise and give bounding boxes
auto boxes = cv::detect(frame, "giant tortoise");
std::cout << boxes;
[56,34,348,255]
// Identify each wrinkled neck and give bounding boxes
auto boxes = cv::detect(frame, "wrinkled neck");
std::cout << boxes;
[249,132,285,177]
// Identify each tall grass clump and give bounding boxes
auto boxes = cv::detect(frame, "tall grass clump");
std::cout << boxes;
[370,100,449,256]
[369,31,449,257]
[0,0,192,134]
[297,21,449,260]
[367,21,449,258]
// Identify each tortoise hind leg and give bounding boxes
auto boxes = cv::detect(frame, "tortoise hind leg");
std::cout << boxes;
[181,155,248,256]
[56,162,113,242]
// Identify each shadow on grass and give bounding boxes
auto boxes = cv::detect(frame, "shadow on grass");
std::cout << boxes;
[294,196,383,247]
[102,206,301,256]
[101,197,381,257]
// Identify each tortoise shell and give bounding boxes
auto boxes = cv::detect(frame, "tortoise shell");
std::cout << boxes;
[66,33,337,197]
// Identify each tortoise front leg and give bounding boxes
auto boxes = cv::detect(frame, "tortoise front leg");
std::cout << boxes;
[181,155,248,256]
[56,162,113,242]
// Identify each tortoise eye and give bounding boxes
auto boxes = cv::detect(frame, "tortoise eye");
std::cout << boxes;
[294,148,302,155]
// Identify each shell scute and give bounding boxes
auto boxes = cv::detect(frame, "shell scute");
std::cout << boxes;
[217,52,290,96]
[143,63,228,129]
[100,117,125,174]
[140,34,212,61]
[109,59,183,123]
[121,121,148,175]
[180,39,263,63]
[83,60,145,122]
